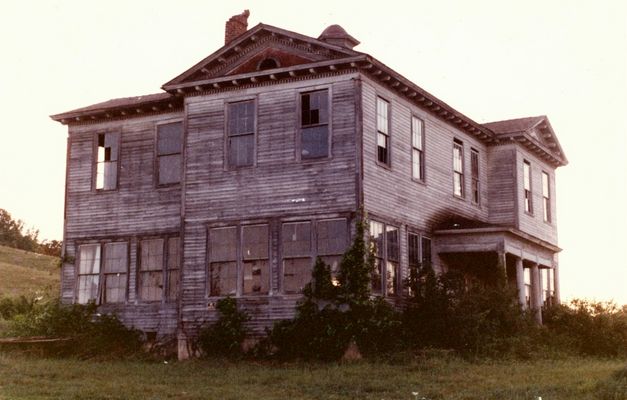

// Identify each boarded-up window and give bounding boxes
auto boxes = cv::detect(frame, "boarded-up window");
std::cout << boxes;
[77,244,101,304]
[376,97,390,165]
[301,90,329,159]
[209,227,237,296]
[282,222,312,293]
[471,148,479,204]
[139,239,164,301]
[102,242,127,303]
[227,101,255,167]
[411,116,424,181]
[453,140,464,197]
[96,133,118,190]
[157,122,183,185]
[242,225,269,295]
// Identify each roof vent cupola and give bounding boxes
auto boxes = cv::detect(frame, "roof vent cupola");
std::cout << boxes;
[318,24,360,49]
[225,10,250,45]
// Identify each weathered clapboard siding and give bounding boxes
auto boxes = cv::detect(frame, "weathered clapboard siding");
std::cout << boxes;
[487,144,517,227]
[179,74,359,331]
[360,76,489,271]
[63,112,184,335]
[514,148,558,245]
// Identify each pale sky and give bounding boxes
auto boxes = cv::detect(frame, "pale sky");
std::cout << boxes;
[1,0,625,304]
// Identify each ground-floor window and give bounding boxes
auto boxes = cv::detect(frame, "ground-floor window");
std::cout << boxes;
[369,220,400,296]
[208,224,270,296]
[138,236,180,302]
[77,241,128,304]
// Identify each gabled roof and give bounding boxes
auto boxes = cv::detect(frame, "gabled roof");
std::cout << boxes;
[162,23,360,90]
[483,116,568,166]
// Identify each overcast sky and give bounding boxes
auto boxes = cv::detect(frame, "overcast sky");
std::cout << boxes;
[1,0,625,304]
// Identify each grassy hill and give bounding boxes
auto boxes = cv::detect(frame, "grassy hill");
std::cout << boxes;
[0,245,59,298]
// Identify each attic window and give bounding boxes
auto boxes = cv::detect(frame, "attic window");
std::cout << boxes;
[257,58,279,71]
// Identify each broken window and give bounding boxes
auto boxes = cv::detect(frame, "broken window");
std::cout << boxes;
[157,122,183,185]
[242,225,269,295]
[471,148,480,204]
[139,239,164,301]
[411,116,424,181]
[523,160,533,213]
[227,100,255,167]
[96,133,119,190]
[209,224,269,297]
[282,222,312,293]
[376,97,390,166]
[453,139,464,197]
[542,171,551,222]
[102,242,128,303]
[209,226,238,296]
[300,90,329,159]
[77,244,101,304]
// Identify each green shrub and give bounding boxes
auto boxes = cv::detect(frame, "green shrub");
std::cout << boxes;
[197,297,250,358]
[543,300,627,357]
[0,295,37,320]
[4,299,142,359]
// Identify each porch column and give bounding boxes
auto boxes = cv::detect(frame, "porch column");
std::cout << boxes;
[497,250,508,284]
[553,264,561,304]
[530,263,542,324]
[515,257,526,309]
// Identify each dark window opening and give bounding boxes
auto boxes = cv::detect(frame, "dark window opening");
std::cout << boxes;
[258,58,279,71]
[301,90,329,159]
[96,133,118,190]
[376,97,390,166]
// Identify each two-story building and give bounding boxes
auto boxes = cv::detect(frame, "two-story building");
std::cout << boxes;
[51,11,567,358]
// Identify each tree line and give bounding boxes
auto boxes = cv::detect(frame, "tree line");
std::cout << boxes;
[0,208,61,257]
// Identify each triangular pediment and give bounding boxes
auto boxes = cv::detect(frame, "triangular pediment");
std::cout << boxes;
[163,23,360,90]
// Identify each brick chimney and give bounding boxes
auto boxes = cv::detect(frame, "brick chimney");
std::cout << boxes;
[225,10,250,45]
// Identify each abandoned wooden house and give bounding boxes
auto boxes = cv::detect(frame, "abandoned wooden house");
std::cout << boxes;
[51,11,567,358]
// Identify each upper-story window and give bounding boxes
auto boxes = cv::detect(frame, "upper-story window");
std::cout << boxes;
[523,160,533,213]
[376,97,390,166]
[95,133,119,190]
[453,139,464,197]
[157,122,183,185]
[208,224,269,297]
[369,220,399,296]
[411,116,425,181]
[471,148,480,204]
[227,100,255,167]
[300,89,329,159]
[542,171,551,222]
[77,241,128,304]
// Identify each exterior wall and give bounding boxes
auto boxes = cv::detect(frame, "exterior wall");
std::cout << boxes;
[63,111,183,335]
[514,147,558,245]
[360,76,489,278]
[180,73,359,334]
[487,144,517,227]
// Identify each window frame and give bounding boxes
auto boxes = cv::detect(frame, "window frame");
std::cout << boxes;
[225,99,257,169]
[470,148,480,204]
[207,223,271,298]
[375,96,391,168]
[298,88,332,161]
[523,160,533,214]
[453,139,464,198]
[155,120,183,187]
[137,235,181,303]
[93,132,120,192]
[542,171,551,223]
[411,115,425,182]
[75,239,129,305]
[369,219,400,297]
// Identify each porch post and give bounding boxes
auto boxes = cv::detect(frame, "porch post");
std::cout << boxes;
[553,264,561,304]
[515,257,526,309]
[530,263,542,324]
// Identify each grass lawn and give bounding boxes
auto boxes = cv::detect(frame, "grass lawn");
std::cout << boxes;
[0,353,624,400]
[0,245,58,298]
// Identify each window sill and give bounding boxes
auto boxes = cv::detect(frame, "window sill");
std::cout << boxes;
[156,182,181,189]
[375,161,392,171]
[411,178,426,186]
